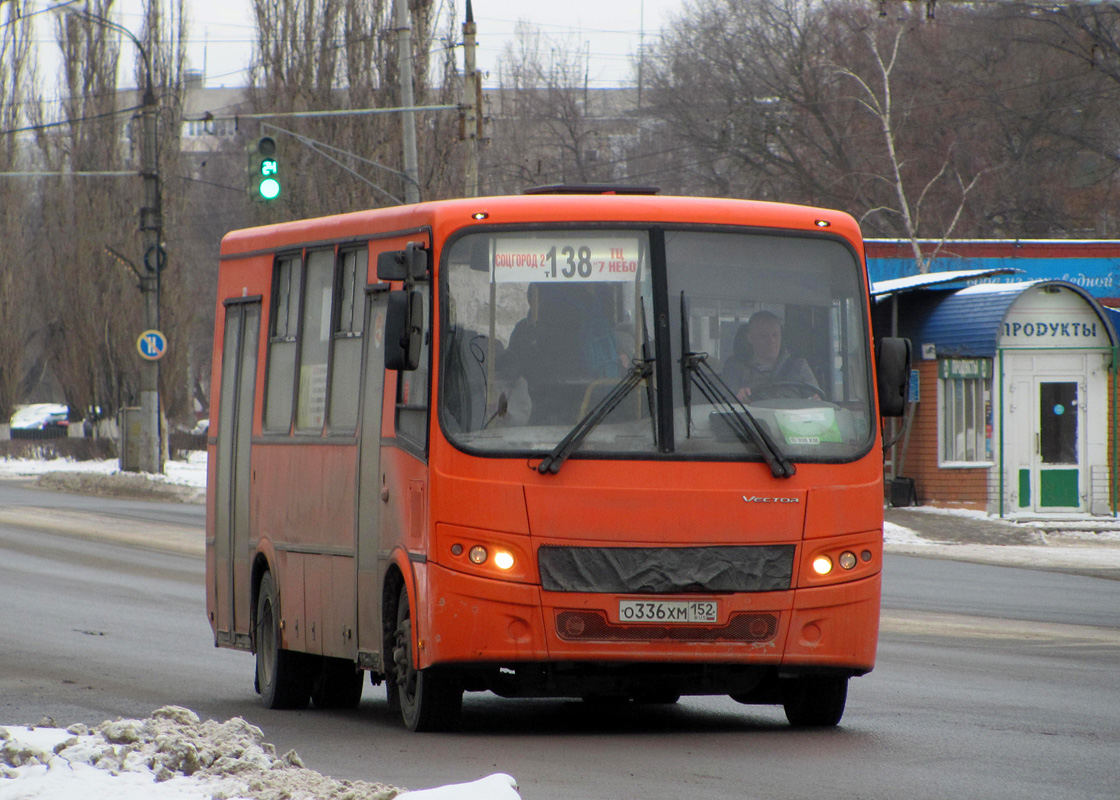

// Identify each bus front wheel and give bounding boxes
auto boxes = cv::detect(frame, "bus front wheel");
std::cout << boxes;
[781,675,848,727]
[391,586,463,732]
[255,571,312,709]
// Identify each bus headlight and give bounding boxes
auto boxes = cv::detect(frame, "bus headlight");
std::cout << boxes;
[811,555,833,575]
[437,524,533,582]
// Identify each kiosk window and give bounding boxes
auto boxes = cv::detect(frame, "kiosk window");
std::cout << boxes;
[941,372,989,464]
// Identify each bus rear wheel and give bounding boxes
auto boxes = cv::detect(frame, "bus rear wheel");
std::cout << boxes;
[391,586,463,732]
[781,675,848,727]
[256,571,312,709]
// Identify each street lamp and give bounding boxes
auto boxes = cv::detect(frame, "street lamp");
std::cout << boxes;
[58,7,164,474]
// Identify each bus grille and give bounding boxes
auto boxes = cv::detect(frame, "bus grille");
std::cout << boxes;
[538,545,795,593]
[555,609,779,643]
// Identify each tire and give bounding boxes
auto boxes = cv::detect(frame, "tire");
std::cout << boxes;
[781,675,848,728]
[391,586,463,731]
[255,571,312,709]
[311,656,365,709]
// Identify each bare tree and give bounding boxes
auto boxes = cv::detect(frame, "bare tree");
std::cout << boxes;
[995,3,1120,236]
[246,0,462,215]
[834,10,985,268]
[0,0,36,427]
[32,0,143,423]
[639,0,1120,240]
[643,0,868,203]
[485,23,629,193]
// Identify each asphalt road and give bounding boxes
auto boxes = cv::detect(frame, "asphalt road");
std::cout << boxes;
[1,482,1118,799]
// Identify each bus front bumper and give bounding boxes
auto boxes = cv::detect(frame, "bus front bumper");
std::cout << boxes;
[422,563,879,674]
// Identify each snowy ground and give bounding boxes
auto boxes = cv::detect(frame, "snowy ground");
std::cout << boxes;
[0,453,519,800]
[2,451,1118,798]
[0,452,209,490]
[0,707,518,800]
[884,505,1120,572]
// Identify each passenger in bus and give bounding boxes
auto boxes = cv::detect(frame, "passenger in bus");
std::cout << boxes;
[723,310,821,402]
[499,283,621,424]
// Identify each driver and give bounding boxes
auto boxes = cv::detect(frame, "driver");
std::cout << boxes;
[723,310,821,402]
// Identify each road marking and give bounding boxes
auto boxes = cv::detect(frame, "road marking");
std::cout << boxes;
[881,609,1120,646]
[0,508,203,557]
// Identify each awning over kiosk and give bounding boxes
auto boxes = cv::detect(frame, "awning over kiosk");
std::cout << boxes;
[875,280,1117,358]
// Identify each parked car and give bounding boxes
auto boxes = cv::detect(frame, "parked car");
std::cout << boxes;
[9,403,70,430]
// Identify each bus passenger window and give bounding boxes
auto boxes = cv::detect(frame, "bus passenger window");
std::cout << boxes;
[263,255,301,433]
[295,250,334,432]
[328,249,367,432]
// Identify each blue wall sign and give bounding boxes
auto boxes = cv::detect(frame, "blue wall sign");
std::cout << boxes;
[867,255,1120,301]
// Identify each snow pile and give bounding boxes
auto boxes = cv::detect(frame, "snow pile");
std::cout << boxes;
[883,520,947,546]
[0,706,520,800]
[0,451,208,489]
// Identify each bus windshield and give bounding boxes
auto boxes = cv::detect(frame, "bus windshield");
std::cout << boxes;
[440,227,874,463]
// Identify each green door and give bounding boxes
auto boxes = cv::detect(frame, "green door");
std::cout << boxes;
[1037,381,1080,508]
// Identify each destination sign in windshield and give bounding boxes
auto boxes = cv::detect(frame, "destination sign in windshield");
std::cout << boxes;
[492,237,642,283]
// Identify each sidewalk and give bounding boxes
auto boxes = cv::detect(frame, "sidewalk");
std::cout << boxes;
[885,505,1120,579]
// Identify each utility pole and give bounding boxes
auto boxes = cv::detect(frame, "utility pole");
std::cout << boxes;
[138,57,163,474]
[462,0,482,197]
[394,0,420,204]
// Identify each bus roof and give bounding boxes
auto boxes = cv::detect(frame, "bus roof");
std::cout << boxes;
[219,194,862,260]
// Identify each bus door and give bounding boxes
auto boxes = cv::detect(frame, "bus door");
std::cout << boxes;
[355,286,390,667]
[213,299,260,645]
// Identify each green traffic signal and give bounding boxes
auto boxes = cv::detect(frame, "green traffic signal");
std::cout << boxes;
[259,157,281,199]
[259,177,281,200]
[248,137,281,202]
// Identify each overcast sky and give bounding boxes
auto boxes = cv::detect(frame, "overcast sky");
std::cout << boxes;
[69,0,686,89]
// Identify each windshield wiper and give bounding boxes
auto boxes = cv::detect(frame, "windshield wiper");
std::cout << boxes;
[679,293,795,479]
[638,296,658,448]
[536,356,655,475]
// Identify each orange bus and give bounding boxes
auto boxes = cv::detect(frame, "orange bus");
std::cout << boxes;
[206,188,910,731]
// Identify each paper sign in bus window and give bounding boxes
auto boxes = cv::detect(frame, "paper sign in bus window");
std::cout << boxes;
[774,408,842,444]
[491,238,642,283]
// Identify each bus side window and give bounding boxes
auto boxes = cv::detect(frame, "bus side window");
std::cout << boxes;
[327,248,366,432]
[396,287,430,449]
[295,250,335,432]
[263,254,302,433]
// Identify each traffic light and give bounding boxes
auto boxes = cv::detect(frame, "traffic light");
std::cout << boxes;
[248,136,281,201]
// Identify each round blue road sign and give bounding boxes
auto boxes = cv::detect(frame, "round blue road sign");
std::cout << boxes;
[137,329,168,361]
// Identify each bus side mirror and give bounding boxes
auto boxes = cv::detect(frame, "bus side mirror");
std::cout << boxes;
[876,337,912,418]
[385,289,423,371]
[377,243,429,281]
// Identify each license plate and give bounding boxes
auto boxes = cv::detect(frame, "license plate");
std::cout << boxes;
[618,599,719,624]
